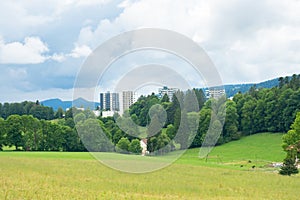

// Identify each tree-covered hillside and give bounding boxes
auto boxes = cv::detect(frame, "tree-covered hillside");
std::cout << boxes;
[0,74,299,154]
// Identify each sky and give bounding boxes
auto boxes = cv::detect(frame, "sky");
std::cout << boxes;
[0,0,299,102]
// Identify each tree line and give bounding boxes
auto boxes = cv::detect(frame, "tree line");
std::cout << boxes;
[0,74,299,156]
[0,100,63,120]
[125,74,300,154]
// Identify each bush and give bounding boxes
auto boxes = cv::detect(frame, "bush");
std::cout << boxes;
[279,154,299,176]
[128,139,142,154]
[116,137,130,154]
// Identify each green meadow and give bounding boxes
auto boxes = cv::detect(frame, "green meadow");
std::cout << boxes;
[1,133,299,199]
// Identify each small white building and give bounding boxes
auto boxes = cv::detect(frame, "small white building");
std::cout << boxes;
[93,110,101,117]
[102,111,115,118]
[140,139,148,156]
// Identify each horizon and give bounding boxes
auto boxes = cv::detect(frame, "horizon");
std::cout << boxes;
[1,1,299,102]
[0,73,293,103]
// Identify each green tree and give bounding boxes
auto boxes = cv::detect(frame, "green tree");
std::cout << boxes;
[112,129,125,145]
[282,112,300,150]
[223,100,239,142]
[264,89,280,132]
[62,126,84,152]
[64,118,75,128]
[129,93,159,126]
[40,121,65,151]
[9,103,25,116]
[146,104,166,137]
[174,111,189,149]
[161,93,170,103]
[279,151,299,176]
[166,124,176,140]
[280,112,300,176]
[6,115,23,150]
[21,115,41,151]
[128,139,142,154]
[29,105,54,120]
[55,107,64,119]
[147,136,157,153]
[1,103,10,119]
[0,118,6,150]
[282,90,300,131]
[241,96,256,135]
[253,99,267,133]
[76,118,114,152]
[156,132,171,154]
[233,92,246,131]
[192,107,211,148]
[193,88,205,110]
[184,89,199,113]
[74,112,86,124]
[167,91,183,127]
[116,137,130,153]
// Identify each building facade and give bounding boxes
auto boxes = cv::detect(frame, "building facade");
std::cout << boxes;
[122,91,137,112]
[158,86,178,101]
[205,87,226,99]
[100,91,120,111]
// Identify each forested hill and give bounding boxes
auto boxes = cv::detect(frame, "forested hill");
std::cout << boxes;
[41,75,290,110]
[224,77,279,97]
[0,74,299,153]
[41,98,99,111]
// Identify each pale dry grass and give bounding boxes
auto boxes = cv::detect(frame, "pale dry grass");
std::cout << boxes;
[0,152,299,199]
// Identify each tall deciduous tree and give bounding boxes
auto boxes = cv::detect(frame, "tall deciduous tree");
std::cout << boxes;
[55,107,64,119]
[223,100,239,142]
[6,115,23,150]
[282,112,300,150]
[21,115,41,151]
[280,112,300,176]
[0,118,6,150]
[128,139,142,154]
[76,118,114,152]
[116,137,130,153]
[241,96,256,135]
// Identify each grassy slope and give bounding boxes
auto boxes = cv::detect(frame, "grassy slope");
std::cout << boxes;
[178,132,286,169]
[0,133,299,199]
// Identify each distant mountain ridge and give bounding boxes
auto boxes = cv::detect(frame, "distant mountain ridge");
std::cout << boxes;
[224,77,279,97]
[41,98,99,111]
[42,77,280,110]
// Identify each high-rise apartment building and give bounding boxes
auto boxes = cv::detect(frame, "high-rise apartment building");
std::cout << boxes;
[122,91,137,112]
[100,91,120,111]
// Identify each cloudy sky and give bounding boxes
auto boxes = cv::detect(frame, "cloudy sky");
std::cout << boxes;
[0,0,299,102]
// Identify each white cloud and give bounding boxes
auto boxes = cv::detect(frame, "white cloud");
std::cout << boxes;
[74,0,112,7]
[1,0,300,102]
[0,36,49,64]
[75,0,300,84]
[69,44,92,58]
[0,36,93,64]
[51,53,66,62]
[0,0,114,40]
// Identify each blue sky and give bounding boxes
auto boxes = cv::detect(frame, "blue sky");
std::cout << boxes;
[0,0,299,102]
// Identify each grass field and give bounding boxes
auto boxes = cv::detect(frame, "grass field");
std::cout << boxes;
[1,133,299,199]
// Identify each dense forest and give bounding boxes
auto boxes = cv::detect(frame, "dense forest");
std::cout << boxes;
[0,74,299,155]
